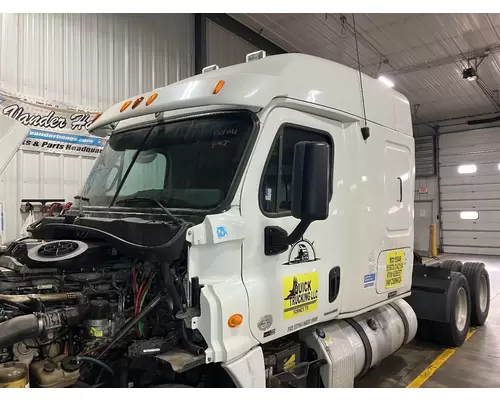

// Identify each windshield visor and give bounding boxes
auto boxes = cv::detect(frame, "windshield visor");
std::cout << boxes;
[77,112,255,210]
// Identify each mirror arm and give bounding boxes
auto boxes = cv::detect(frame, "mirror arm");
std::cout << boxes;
[264,220,312,256]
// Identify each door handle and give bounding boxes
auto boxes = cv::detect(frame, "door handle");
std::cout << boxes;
[329,267,341,303]
[397,177,402,202]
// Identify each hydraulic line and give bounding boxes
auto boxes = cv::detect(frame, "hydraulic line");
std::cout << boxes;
[97,290,164,359]
[75,356,114,376]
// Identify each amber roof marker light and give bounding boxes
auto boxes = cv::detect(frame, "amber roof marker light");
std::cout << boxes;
[120,100,132,112]
[132,96,144,109]
[213,80,225,95]
[146,93,158,106]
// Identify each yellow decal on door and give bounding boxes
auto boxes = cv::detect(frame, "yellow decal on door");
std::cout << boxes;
[385,250,405,288]
[283,272,319,320]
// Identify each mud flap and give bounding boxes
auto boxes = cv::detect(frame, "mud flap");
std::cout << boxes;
[406,264,453,324]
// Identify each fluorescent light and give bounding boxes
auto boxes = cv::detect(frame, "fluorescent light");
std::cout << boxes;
[378,75,394,88]
[460,211,478,220]
[458,164,477,174]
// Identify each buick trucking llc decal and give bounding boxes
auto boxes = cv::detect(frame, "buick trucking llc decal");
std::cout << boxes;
[282,272,319,320]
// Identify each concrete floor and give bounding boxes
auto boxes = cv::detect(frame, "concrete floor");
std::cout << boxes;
[355,254,500,388]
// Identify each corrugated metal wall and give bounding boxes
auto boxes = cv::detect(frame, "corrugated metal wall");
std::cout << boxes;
[414,135,439,252]
[206,20,258,68]
[0,13,194,110]
[0,13,195,242]
[414,176,440,251]
[0,150,97,242]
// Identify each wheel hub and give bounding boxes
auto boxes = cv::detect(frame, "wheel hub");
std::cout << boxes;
[479,275,488,313]
[455,286,468,332]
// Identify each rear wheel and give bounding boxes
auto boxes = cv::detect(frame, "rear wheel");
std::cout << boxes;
[427,272,471,347]
[462,262,490,326]
[440,259,463,272]
[151,384,194,388]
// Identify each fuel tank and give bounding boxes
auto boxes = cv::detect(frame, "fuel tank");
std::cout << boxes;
[299,299,417,387]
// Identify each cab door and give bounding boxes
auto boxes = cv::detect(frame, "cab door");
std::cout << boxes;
[240,107,346,343]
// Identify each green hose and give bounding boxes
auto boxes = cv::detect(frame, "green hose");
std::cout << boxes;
[138,287,150,336]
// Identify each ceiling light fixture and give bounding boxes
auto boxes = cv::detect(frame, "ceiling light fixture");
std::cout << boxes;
[462,67,477,81]
[378,75,394,88]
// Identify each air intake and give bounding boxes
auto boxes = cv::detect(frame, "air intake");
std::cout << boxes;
[28,240,88,262]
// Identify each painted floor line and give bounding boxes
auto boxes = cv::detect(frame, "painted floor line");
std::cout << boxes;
[406,327,477,388]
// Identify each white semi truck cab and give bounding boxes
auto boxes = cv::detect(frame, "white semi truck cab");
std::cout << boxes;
[0,51,490,388]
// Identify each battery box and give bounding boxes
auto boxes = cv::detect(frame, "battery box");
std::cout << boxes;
[263,340,301,381]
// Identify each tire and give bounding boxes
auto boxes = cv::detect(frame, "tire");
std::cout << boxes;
[151,384,193,388]
[440,259,463,272]
[462,262,490,326]
[427,272,471,347]
[414,251,423,265]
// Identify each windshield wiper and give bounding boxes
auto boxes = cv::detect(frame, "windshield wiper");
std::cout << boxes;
[74,195,90,216]
[114,196,180,225]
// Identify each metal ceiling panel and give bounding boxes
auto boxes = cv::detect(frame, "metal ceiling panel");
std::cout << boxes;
[230,13,500,123]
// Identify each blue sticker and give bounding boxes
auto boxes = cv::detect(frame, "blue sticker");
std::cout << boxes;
[26,130,105,147]
[216,226,228,239]
[363,273,376,288]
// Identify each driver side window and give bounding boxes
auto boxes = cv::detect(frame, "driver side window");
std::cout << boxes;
[260,124,332,215]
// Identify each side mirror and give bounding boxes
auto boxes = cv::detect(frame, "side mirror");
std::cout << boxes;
[291,141,330,221]
[264,141,331,256]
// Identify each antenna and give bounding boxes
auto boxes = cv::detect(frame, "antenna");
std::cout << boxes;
[352,14,370,141]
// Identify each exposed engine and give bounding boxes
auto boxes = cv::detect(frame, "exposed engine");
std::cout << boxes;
[0,216,210,388]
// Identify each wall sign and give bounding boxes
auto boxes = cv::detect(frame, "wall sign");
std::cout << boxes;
[0,90,99,134]
[20,130,106,156]
[0,89,104,157]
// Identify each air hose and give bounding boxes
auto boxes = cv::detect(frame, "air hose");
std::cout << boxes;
[0,307,81,349]
[0,314,40,349]
[97,290,164,359]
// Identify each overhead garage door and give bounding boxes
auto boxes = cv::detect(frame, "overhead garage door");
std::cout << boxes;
[439,127,500,255]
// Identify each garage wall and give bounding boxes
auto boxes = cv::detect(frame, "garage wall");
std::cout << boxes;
[0,13,195,242]
[0,13,194,110]
[413,135,439,253]
[0,149,97,242]
[439,127,500,255]
[206,20,258,68]
[414,176,440,253]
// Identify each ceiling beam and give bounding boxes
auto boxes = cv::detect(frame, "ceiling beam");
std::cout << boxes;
[194,14,207,75]
[203,14,287,56]
[382,44,500,76]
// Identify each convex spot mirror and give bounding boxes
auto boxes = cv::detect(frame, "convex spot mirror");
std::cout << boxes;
[291,141,331,221]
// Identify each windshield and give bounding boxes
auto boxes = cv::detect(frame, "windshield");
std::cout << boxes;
[77,112,255,210]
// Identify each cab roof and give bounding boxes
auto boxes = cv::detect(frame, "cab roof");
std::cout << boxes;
[90,53,412,137]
